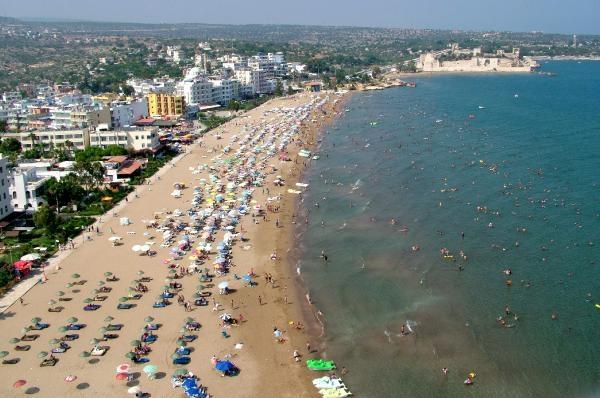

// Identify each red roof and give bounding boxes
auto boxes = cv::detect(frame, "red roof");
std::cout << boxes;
[13,260,32,270]
[118,160,143,175]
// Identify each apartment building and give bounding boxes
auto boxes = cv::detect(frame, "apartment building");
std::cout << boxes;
[147,93,185,117]
[0,157,13,220]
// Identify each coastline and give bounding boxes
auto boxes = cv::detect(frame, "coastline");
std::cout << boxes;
[0,91,352,398]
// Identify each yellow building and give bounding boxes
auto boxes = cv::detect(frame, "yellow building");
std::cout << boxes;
[147,93,184,117]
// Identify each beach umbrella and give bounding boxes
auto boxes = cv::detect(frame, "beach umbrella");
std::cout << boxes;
[215,360,235,372]
[115,372,129,381]
[143,364,158,374]
[184,317,194,323]
[67,317,78,323]
[49,338,60,345]
[192,293,201,299]
[98,327,107,333]
[176,339,186,347]
[168,269,177,275]
[108,236,122,242]
[58,326,68,333]
[104,316,114,323]
[9,338,19,344]
[155,295,163,301]
[65,283,73,288]
[64,375,77,383]
[0,351,8,358]
[20,327,30,335]
[71,273,80,279]
[130,340,141,347]
[56,291,65,297]
[13,380,26,388]
[118,297,129,303]
[20,253,40,261]
[48,300,57,306]
[31,317,41,324]
[117,363,130,373]
[140,245,150,252]
[172,368,188,376]
[83,298,93,304]
[79,351,91,358]
[218,281,229,290]
[37,351,48,359]
[89,338,100,345]
[127,386,141,394]
[124,352,135,359]
[242,274,253,282]
[104,272,113,277]
[131,245,142,253]
[144,316,154,323]
[97,281,105,286]
[92,289,99,295]
[137,271,145,276]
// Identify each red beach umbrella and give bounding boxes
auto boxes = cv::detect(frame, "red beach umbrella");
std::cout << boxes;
[115,372,129,380]
[13,380,26,388]
[65,375,77,382]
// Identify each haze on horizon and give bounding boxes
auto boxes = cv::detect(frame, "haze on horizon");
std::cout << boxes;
[1,0,599,35]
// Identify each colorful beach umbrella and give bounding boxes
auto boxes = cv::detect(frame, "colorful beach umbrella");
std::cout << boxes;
[116,363,130,373]
[13,380,26,388]
[115,372,129,380]
[64,375,77,382]
[143,364,158,374]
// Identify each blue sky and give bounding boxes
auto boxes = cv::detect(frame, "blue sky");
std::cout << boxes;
[2,0,599,34]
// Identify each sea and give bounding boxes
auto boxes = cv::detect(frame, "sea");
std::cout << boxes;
[293,61,600,397]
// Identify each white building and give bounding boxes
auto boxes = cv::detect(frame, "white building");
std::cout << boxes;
[0,156,13,220]
[110,99,149,128]
[8,166,48,212]
[89,126,161,152]
[126,77,177,96]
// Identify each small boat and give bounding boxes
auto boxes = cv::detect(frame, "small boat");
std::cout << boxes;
[478,106,485,109]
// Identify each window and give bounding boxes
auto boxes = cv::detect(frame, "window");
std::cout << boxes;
[2,193,5,199]
[0,166,2,173]
[26,191,31,199]
[12,191,16,199]
[1,179,3,186]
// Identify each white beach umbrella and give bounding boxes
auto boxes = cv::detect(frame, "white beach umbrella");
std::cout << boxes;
[20,253,41,261]
[217,281,229,290]
[140,245,151,252]
[108,236,123,242]
[132,245,142,253]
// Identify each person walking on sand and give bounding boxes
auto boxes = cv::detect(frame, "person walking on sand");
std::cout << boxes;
[258,295,262,305]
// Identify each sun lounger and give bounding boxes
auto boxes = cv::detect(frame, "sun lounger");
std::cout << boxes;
[106,324,122,331]
[15,345,30,351]
[172,356,191,365]
[84,304,101,311]
[3,358,19,365]
[62,334,79,341]
[48,306,63,312]
[91,346,108,356]
[20,334,39,341]
[117,303,134,310]
[40,358,57,367]
[30,323,49,330]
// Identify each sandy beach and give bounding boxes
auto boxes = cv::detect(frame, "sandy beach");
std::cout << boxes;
[0,91,347,398]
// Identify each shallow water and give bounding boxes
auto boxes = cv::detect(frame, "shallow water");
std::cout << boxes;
[295,61,600,397]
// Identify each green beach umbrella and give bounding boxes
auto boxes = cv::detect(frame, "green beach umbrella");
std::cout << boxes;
[192,293,201,299]
[144,316,154,323]
[125,352,135,359]
[80,351,91,358]
[184,317,194,323]
[67,317,78,323]
[92,289,99,295]
[9,338,19,344]
[89,338,100,345]
[155,295,163,300]
[104,316,114,323]
[31,317,41,324]
[168,269,177,275]
[98,327,107,333]
[37,351,48,359]
[83,298,93,304]
[161,285,170,291]
[97,281,105,286]
[0,351,8,358]
[118,297,129,303]
[143,364,158,374]
[20,327,30,335]
[56,291,65,297]
[71,273,80,279]
[179,327,186,333]
[176,339,186,347]
[49,338,60,345]
[171,353,181,360]
[173,368,188,376]
[104,272,113,277]
[137,270,144,275]
[130,340,141,347]
[48,300,57,305]
[58,326,68,333]
[66,283,73,288]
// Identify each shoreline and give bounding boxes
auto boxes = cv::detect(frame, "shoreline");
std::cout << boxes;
[0,92,346,398]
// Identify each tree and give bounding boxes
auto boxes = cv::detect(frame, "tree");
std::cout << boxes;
[33,205,58,234]
[287,86,294,95]
[274,80,283,97]
[0,120,7,133]
[43,175,85,209]
[0,138,22,154]
[74,160,106,192]
[372,66,382,78]
[227,100,241,111]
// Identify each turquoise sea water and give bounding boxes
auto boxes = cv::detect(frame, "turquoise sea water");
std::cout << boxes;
[295,61,600,397]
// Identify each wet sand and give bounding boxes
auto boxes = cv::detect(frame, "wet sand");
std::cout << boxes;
[0,92,347,398]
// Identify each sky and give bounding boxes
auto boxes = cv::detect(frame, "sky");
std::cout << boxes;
[1,0,599,35]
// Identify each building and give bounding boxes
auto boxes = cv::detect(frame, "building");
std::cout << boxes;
[4,130,88,151]
[89,126,161,152]
[417,51,538,73]
[147,93,185,117]
[0,157,13,220]
[8,166,48,212]
[111,99,149,127]
[102,155,144,182]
